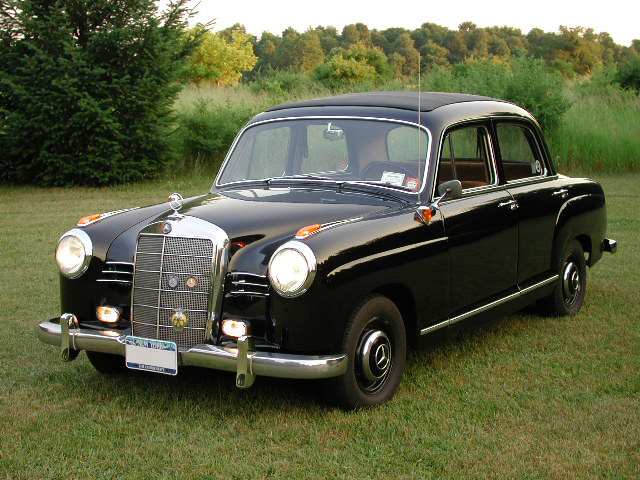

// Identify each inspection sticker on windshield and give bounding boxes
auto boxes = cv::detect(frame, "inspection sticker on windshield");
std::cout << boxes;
[125,336,178,375]
[381,171,405,186]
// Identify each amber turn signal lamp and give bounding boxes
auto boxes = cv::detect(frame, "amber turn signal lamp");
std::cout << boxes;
[415,207,433,224]
[295,224,322,239]
[96,306,121,324]
[77,214,102,226]
[222,320,248,338]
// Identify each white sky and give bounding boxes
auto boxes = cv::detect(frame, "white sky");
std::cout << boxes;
[181,0,638,46]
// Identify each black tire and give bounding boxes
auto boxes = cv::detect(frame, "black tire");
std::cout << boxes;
[538,240,587,316]
[86,351,128,374]
[322,295,406,409]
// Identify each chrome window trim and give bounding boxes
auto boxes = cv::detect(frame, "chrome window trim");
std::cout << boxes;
[494,121,550,183]
[420,275,559,335]
[431,119,499,203]
[213,116,433,197]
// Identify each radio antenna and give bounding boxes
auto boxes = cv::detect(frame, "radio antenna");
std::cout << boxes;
[417,52,422,205]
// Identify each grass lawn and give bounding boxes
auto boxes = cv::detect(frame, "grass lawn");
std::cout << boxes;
[0,174,637,479]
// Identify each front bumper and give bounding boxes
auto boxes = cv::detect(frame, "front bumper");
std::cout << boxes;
[38,316,347,388]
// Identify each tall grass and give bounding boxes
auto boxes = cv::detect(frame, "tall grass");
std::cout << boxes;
[547,83,640,173]
[171,72,640,176]
[1,174,638,479]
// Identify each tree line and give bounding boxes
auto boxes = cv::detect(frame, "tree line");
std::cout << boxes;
[184,21,640,87]
[1,1,638,187]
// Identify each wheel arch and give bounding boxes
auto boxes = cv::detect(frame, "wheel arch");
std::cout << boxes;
[575,234,592,266]
[371,283,417,348]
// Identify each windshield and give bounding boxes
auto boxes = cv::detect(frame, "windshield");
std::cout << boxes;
[216,118,430,193]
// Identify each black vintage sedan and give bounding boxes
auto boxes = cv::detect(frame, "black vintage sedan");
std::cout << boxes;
[39,92,617,408]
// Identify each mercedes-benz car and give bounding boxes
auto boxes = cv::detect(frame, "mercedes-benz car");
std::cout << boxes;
[38,92,617,409]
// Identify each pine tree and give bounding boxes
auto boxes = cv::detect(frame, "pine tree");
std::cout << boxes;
[0,0,200,186]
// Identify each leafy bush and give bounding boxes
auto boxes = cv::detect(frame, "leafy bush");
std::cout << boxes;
[315,43,392,89]
[173,99,261,172]
[614,56,640,93]
[0,0,198,186]
[248,70,326,103]
[423,56,571,131]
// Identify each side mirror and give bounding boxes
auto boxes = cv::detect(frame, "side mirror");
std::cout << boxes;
[437,179,462,200]
[415,179,462,225]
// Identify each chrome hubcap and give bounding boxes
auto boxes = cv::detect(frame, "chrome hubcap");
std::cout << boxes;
[357,329,392,393]
[562,261,581,306]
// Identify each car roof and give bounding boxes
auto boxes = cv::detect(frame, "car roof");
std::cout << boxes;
[266,91,508,113]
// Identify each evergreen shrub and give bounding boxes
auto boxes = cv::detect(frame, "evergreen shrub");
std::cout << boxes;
[0,0,198,186]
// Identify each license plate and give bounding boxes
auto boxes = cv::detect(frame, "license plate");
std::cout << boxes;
[125,336,178,376]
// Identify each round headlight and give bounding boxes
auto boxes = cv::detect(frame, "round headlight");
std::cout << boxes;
[56,229,93,278]
[268,241,316,297]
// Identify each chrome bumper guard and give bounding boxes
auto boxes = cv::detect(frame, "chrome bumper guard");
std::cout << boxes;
[602,238,617,254]
[38,316,347,388]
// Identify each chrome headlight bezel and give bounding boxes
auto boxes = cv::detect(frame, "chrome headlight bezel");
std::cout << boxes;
[268,241,317,298]
[56,228,93,279]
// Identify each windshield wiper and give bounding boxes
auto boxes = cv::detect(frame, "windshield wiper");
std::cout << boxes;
[279,174,334,181]
[347,180,414,191]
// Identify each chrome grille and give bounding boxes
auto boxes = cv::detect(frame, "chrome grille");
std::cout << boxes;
[228,272,270,297]
[97,261,134,285]
[131,233,214,349]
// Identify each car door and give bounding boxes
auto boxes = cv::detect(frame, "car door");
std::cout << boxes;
[493,121,567,286]
[436,122,519,316]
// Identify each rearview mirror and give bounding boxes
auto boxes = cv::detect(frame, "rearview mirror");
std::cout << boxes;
[323,122,344,141]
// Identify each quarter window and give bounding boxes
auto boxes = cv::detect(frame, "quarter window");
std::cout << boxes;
[438,125,494,190]
[496,124,545,181]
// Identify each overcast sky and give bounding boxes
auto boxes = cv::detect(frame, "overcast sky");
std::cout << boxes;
[180,0,638,46]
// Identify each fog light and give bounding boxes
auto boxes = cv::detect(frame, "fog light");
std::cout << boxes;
[222,320,248,338]
[96,306,121,324]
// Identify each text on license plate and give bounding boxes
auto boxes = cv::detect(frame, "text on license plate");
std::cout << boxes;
[125,336,178,376]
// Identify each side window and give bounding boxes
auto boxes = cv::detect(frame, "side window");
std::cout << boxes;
[301,123,349,174]
[496,124,545,181]
[438,125,494,190]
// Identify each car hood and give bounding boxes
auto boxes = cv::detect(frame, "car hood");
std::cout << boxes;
[106,186,407,266]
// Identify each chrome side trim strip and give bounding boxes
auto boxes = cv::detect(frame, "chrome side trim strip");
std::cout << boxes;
[420,275,558,335]
[419,319,449,335]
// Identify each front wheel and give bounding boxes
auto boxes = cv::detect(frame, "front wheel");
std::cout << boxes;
[538,240,587,316]
[322,295,406,409]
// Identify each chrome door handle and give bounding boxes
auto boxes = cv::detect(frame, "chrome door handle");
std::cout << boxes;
[552,188,569,199]
[498,200,519,210]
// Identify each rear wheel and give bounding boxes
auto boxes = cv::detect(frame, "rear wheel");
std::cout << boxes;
[322,295,406,409]
[539,240,587,316]
[86,351,128,374]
